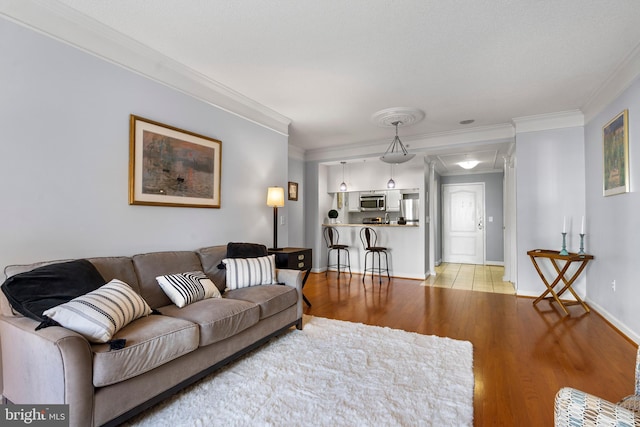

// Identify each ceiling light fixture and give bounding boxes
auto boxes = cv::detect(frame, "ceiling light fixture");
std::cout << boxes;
[380,121,415,164]
[387,164,396,189]
[339,161,347,192]
[458,160,480,170]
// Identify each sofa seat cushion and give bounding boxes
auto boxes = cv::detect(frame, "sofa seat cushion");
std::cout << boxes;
[92,315,198,387]
[158,298,259,347]
[224,285,297,319]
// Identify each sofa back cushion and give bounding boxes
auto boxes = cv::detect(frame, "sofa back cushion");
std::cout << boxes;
[132,251,203,309]
[2,257,141,317]
[196,246,227,292]
[87,257,141,294]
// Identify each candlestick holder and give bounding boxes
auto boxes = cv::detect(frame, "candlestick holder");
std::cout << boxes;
[559,232,569,255]
[578,233,585,255]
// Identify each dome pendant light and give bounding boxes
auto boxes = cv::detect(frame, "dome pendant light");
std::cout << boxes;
[380,121,416,164]
[387,164,396,189]
[339,161,347,192]
[458,154,479,170]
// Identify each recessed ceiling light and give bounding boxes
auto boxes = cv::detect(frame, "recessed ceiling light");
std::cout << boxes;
[459,119,475,125]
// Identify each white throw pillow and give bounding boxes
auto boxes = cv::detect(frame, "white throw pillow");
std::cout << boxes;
[43,279,152,343]
[156,271,221,308]
[222,255,277,290]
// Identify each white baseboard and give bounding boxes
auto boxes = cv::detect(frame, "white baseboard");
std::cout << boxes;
[513,292,638,344]
[587,300,639,344]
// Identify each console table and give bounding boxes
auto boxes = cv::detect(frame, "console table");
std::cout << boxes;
[268,247,312,307]
[527,249,594,316]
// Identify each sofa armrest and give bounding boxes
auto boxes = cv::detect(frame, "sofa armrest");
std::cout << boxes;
[276,269,304,320]
[554,387,639,427]
[0,316,94,426]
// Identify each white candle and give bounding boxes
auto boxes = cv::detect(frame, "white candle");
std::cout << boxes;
[581,216,585,234]
[562,216,566,233]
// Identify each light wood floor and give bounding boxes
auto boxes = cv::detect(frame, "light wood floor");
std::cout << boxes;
[423,263,515,294]
[302,272,637,426]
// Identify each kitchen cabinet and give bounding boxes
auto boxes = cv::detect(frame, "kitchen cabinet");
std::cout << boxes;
[386,190,401,212]
[347,192,361,212]
[327,160,423,194]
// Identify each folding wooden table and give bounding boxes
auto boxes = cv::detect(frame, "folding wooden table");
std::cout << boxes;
[527,249,594,316]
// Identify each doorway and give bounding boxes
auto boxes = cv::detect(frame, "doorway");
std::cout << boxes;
[442,183,485,264]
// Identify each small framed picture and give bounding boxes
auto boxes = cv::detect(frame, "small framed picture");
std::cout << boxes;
[288,181,298,201]
[602,109,629,196]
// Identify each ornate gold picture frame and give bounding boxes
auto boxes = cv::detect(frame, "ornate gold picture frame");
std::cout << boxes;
[129,115,221,208]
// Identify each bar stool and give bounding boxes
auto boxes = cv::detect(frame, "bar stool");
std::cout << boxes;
[323,227,352,277]
[360,227,390,283]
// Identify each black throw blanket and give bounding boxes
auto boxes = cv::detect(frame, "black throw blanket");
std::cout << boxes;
[217,242,269,269]
[1,259,105,322]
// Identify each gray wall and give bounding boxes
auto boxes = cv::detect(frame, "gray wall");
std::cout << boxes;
[0,17,289,269]
[287,155,305,247]
[584,75,640,342]
[515,126,586,297]
[440,172,504,263]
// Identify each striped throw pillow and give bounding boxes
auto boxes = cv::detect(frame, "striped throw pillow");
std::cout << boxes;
[156,271,221,308]
[222,255,277,290]
[42,279,152,343]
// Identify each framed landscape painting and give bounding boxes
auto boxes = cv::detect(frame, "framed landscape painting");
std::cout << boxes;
[602,109,629,196]
[129,115,222,208]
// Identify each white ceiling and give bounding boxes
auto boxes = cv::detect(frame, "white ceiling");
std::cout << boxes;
[7,1,640,172]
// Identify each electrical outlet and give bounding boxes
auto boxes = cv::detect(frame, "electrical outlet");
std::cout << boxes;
[611,280,616,291]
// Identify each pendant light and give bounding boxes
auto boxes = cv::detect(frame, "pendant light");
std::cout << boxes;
[380,121,415,164]
[339,161,347,192]
[387,164,396,189]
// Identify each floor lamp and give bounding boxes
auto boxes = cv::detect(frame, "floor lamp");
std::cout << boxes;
[266,187,285,250]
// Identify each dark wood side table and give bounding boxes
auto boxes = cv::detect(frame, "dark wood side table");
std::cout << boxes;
[527,249,594,316]
[268,247,312,307]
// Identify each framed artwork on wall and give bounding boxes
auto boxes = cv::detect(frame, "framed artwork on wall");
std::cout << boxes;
[602,109,629,196]
[288,181,299,201]
[129,115,222,208]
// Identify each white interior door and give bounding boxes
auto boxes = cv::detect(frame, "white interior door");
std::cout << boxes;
[442,183,485,264]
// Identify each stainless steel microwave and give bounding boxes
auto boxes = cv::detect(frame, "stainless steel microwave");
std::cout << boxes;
[360,194,386,211]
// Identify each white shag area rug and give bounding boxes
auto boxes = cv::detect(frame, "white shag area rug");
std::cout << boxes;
[126,315,474,427]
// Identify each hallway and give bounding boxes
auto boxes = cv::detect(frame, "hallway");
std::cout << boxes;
[422,263,515,294]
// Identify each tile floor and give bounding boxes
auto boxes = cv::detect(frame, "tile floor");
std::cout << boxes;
[422,263,515,295]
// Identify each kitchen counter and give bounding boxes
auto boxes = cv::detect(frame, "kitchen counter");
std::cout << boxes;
[320,222,424,279]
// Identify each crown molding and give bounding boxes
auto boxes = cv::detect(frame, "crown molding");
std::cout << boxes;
[0,0,291,136]
[512,110,584,134]
[304,123,515,162]
[582,40,640,124]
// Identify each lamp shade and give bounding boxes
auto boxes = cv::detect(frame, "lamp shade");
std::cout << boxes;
[266,187,285,207]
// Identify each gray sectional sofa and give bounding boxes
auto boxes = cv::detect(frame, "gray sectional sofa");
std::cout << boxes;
[0,245,304,426]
